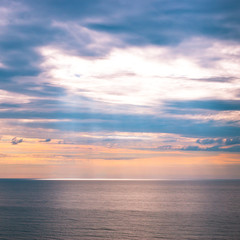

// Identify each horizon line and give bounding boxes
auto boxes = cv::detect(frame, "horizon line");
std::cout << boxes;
[0,178,240,181]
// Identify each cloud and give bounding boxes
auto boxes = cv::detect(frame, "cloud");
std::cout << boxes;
[15,0,240,48]
[2,112,239,138]
[37,40,240,121]
[196,138,223,145]
[181,145,240,152]
[87,0,240,45]
[166,100,240,111]
[11,137,23,145]
[0,0,240,154]
[1,0,240,104]
[39,138,51,142]
[192,77,235,83]
[225,137,240,145]
[181,146,203,151]
[197,137,240,146]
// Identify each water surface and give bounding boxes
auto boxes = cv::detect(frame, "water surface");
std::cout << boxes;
[0,180,239,239]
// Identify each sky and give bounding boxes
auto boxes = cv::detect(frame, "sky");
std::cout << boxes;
[0,0,240,179]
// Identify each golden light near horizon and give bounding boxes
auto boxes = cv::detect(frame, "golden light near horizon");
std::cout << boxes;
[0,136,240,179]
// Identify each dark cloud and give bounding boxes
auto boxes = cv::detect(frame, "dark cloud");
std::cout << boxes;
[1,110,239,138]
[196,138,224,145]
[87,0,240,45]
[135,146,173,152]
[181,146,203,151]
[139,143,240,152]
[11,137,23,145]
[0,103,21,109]
[181,145,240,152]
[192,77,235,83]
[196,137,240,146]
[39,138,51,142]
[0,24,54,83]
[225,137,240,145]
[155,145,173,150]
[22,0,108,21]
[0,82,67,100]
[166,100,240,111]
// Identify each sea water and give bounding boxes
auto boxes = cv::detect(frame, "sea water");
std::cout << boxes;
[0,179,239,239]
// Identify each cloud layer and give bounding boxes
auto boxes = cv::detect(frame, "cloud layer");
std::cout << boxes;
[0,0,240,178]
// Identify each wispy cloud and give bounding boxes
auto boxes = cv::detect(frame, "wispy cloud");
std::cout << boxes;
[11,137,23,145]
[181,145,240,153]
[39,138,51,142]
[196,138,224,145]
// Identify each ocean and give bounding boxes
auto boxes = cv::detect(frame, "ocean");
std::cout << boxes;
[0,179,239,240]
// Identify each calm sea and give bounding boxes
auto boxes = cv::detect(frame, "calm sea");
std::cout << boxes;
[0,180,239,240]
